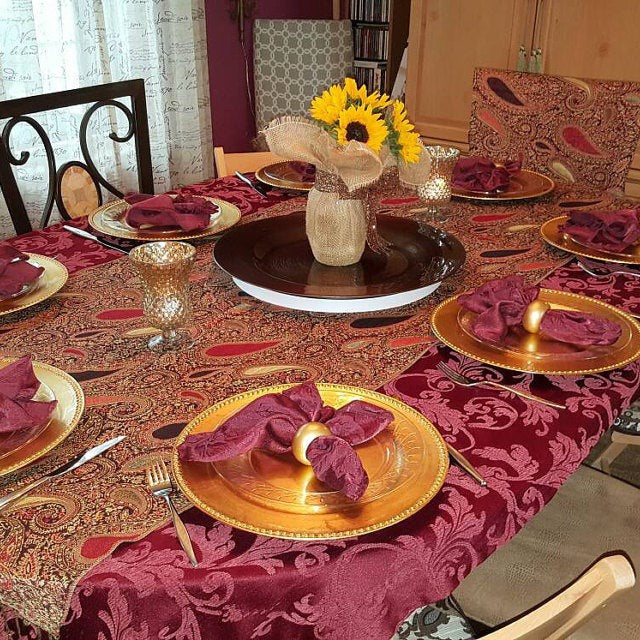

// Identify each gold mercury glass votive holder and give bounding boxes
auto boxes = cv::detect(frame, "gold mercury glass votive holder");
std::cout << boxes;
[417,145,460,220]
[129,241,196,351]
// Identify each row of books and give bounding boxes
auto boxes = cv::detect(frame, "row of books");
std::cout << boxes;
[353,25,389,61]
[349,0,390,23]
[353,61,387,94]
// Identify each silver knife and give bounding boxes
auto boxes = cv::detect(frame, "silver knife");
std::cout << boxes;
[0,436,125,513]
[234,171,268,197]
[63,225,129,254]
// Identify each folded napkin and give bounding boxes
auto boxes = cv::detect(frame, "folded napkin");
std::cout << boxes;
[458,275,621,346]
[289,161,316,182]
[452,156,521,192]
[559,209,640,252]
[124,193,219,232]
[0,246,44,299]
[0,357,57,434]
[178,382,394,500]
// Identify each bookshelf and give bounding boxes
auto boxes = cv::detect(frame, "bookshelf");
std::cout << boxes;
[349,0,411,94]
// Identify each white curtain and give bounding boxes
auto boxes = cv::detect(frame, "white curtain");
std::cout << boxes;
[0,0,213,238]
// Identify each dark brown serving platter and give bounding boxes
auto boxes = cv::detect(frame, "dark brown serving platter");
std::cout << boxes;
[213,211,465,299]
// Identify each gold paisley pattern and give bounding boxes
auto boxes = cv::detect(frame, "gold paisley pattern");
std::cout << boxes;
[470,68,640,192]
[0,188,581,633]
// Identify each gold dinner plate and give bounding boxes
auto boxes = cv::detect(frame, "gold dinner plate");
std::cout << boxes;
[0,358,84,477]
[541,215,640,265]
[255,162,314,191]
[172,383,449,539]
[452,169,555,201]
[89,196,241,242]
[431,289,640,375]
[0,255,68,317]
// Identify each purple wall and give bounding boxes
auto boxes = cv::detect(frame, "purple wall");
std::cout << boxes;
[205,0,334,153]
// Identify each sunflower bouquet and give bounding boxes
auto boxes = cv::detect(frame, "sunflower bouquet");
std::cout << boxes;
[310,78,422,164]
[262,78,430,267]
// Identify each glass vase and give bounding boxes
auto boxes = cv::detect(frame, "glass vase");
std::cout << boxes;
[417,145,460,221]
[130,241,196,351]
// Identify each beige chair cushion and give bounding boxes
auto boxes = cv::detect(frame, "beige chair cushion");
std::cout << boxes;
[453,466,640,639]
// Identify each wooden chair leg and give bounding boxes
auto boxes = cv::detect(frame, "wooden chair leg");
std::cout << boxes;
[595,441,627,474]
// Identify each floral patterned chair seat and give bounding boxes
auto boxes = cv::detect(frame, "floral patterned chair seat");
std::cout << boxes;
[593,402,640,473]
[392,599,475,640]
[613,405,640,436]
[469,68,640,193]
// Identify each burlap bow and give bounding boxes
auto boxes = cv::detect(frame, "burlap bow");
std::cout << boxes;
[262,117,431,254]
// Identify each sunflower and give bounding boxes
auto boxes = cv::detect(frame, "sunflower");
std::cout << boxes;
[310,84,347,125]
[363,90,393,111]
[387,100,422,163]
[336,104,389,152]
[344,77,368,103]
[344,77,392,111]
[397,130,422,163]
[390,100,414,135]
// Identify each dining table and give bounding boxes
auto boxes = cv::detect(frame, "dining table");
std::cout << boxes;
[1,174,640,640]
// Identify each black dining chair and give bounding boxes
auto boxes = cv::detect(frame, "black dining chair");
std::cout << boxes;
[0,79,154,236]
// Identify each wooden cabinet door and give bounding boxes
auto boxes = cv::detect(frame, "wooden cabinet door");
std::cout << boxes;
[535,0,640,81]
[535,0,640,196]
[405,0,537,147]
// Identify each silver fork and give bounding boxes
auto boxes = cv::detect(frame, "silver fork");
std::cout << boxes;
[577,258,640,279]
[574,260,640,318]
[146,459,198,567]
[437,361,566,410]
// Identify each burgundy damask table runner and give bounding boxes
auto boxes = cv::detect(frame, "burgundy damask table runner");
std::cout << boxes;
[1,177,639,640]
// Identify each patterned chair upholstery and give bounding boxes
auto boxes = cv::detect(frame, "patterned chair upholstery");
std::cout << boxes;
[253,19,353,131]
[593,402,640,474]
[613,405,640,436]
[392,599,475,640]
[469,68,640,193]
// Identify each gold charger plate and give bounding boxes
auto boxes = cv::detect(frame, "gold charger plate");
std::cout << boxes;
[88,196,241,241]
[431,289,640,375]
[0,358,85,477]
[255,162,314,192]
[172,383,449,539]
[541,215,640,265]
[0,254,68,317]
[452,169,555,201]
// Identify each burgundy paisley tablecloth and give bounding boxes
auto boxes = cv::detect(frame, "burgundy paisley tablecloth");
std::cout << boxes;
[1,176,639,640]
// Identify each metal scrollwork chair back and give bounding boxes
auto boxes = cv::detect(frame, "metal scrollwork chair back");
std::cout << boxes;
[0,79,153,236]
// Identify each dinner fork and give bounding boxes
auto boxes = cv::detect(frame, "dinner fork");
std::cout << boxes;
[576,258,640,279]
[437,362,566,410]
[146,459,198,567]
[573,260,640,318]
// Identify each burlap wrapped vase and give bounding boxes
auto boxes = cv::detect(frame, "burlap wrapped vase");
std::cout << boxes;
[262,117,431,267]
[306,181,366,266]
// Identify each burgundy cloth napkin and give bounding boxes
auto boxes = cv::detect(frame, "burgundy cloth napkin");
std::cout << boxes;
[178,382,394,500]
[452,156,521,192]
[559,209,640,252]
[0,357,57,434]
[289,161,316,183]
[124,193,219,232]
[0,246,44,299]
[458,275,621,346]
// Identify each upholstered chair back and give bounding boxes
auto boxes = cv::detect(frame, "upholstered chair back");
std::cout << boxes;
[254,19,353,131]
[469,67,640,193]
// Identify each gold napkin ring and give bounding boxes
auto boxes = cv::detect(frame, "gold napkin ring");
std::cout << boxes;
[522,299,551,334]
[292,421,332,465]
